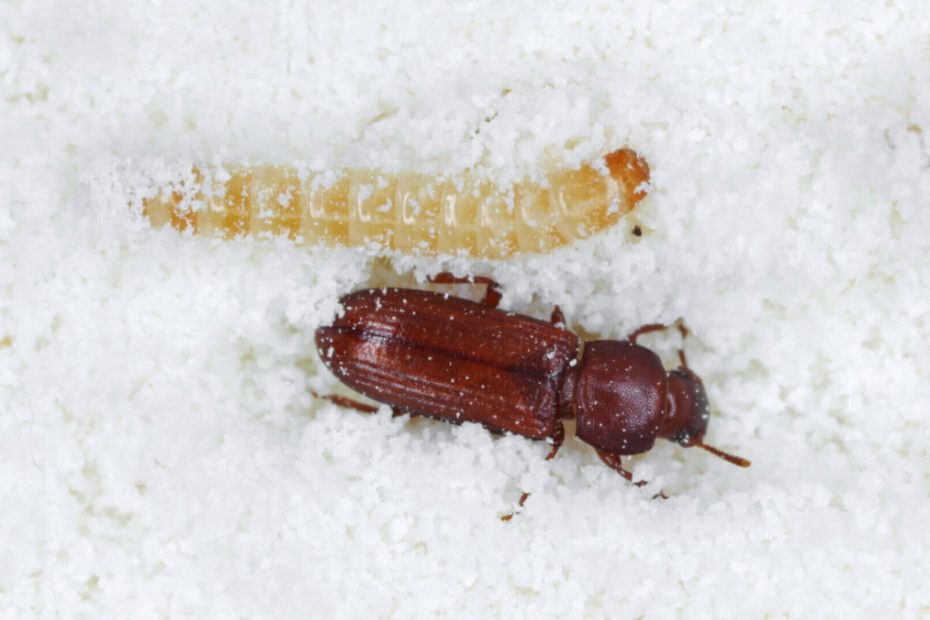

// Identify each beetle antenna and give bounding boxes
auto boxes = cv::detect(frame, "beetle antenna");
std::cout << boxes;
[696,442,751,467]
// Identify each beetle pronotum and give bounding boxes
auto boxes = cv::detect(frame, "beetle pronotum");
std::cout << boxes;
[141,148,649,258]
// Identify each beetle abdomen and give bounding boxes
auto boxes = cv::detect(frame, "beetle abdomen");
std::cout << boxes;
[142,148,649,258]
[316,289,579,438]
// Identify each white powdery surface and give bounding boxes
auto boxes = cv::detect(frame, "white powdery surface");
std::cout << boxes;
[2,1,930,617]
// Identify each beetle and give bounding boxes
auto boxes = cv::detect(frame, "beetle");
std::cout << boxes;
[314,275,749,482]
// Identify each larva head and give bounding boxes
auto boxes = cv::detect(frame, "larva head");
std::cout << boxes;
[604,148,651,204]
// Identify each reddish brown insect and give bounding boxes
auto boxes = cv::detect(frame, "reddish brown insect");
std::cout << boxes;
[315,276,749,482]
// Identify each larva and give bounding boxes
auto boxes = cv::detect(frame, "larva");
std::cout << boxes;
[141,148,649,258]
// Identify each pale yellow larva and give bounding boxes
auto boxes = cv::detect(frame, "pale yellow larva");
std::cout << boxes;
[142,148,649,258]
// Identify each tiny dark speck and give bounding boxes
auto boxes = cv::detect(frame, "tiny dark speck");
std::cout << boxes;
[632,225,643,237]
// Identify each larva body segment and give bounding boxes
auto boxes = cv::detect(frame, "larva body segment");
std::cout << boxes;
[142,148,649,258]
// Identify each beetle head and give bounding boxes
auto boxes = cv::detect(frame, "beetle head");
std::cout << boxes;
[660,366,751,467]
[659,367,709,447]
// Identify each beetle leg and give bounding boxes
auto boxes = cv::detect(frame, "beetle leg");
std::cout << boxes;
[311,391,414,420]
[545,422,565,460]
[427,272,502,308]
[628,320,691,369]
[500,491,530,522]
[310,390,381,414]
[549,305,565,326]
[595,449,648,487]
[627,323,661,342]
[628,319,689,342]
